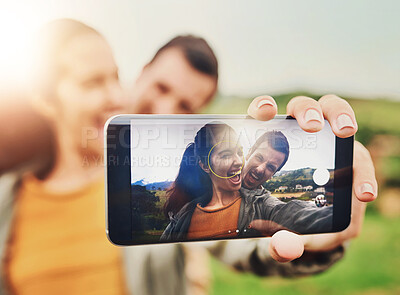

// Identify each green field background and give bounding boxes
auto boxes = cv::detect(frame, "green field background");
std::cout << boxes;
[203,94,400,294]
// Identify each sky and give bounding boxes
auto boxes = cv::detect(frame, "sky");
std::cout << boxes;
[130,118,335,183]
[0,0,399,99]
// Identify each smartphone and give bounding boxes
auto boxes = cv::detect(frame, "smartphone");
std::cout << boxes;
[105,115,353,246]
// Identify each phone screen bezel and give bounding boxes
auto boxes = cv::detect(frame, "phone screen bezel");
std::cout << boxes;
[105,114,353,246]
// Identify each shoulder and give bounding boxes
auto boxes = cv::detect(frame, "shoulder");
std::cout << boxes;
[240,186,271,201]
[239,187,288,212]
[174,198,201,219]
[161,199,201,241]
[164,198,201,230]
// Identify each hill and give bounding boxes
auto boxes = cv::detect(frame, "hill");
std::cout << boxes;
[132,180,173,191]
[263,167,333,192]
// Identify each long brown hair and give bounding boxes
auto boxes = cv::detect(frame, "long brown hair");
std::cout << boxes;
[163,122,234,217]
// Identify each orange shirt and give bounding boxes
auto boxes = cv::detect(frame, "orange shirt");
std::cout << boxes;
[187,197,242,240]
[6,175,127,295]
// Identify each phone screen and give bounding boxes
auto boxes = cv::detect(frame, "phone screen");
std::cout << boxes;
[106,115,353,246]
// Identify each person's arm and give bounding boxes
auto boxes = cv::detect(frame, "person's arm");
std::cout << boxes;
[203,238,345,277]
[256,195,333,234]
[0,93,54,175]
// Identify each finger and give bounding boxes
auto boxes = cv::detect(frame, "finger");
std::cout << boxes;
[249,220,289,237]
[287,96,324,132]
[248,219,266,230]
[249,220,274,237]
[319,94,358,138]
[301,233,337,252]
[301,193,368,252]
[247,95,278,121]
[353,141,378,202]
[345,193,367,239]
[269,230,304,263]
[333,192,367,242]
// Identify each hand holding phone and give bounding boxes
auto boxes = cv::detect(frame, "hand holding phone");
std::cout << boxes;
[106,114,353,246]
[248,95,376,262]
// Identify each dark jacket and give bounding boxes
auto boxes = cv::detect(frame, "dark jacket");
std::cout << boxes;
[161,187,332,242]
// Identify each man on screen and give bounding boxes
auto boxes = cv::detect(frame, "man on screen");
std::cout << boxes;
[239,130,334,235]
[242,130,289,190]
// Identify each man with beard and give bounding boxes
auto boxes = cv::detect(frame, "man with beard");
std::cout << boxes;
[239,130,332,236]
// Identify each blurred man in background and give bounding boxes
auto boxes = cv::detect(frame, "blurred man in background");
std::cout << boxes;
[0,35,219,176]
[130,35,218,114]
[0,19,377,295]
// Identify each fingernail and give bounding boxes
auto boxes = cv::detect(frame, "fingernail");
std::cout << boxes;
[304,109,322,123]
[257,100,275,109]
[360,183,374,196]
[337,114,355,130]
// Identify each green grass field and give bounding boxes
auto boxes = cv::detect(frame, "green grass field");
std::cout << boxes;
[211,211,400,295]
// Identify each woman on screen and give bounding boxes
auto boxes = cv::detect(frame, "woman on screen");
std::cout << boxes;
[161,122,248,241]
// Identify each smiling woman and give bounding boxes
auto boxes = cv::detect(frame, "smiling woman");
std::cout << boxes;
[161,121,245,240]
[0,18,130,295]
[163,122,239,216]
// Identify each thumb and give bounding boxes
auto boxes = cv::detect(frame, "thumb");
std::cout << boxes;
[269,230,304,263]
[247,95,277,121]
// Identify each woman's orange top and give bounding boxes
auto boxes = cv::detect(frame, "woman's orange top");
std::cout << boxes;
[187,197,242,240]
[5,174,127,295]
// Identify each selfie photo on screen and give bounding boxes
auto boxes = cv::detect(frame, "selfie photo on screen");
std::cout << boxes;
[128,117,339,243]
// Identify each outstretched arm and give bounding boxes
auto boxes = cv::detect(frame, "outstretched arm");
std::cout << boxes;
[204,237,345,277]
